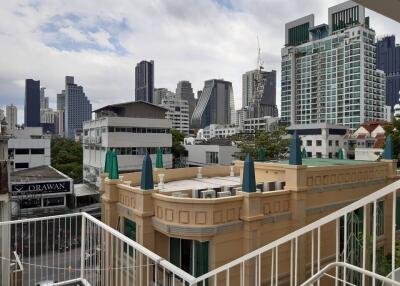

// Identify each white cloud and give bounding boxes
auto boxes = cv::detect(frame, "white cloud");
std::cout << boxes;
[0,0,398,125]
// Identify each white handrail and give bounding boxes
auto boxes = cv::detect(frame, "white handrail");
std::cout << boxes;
[192,179,400,283]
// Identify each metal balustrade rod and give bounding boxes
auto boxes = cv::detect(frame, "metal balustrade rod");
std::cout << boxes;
[295,237,298,286]
[270,248,274,286]
[258,254,261,286]
[392,191,396,276]
[275,247,278,286]
[317,226,321,286]
[290,240,293,286]
[335,218,339,286]
[81,216,86,279]
[343,213,347,284]
[311,229,314,279]
[372,200,377,286]
[362,205,367,286]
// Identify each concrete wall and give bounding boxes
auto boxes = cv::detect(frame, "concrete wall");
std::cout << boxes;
[355,147,382,161]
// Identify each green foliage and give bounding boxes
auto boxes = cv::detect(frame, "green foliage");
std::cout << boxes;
[51,138,83,182]
[384,119,400,160]
[231,127,290,160]
[170,129,187,167]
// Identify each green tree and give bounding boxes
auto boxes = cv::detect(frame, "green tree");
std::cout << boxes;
[51,138,83,182]
[170,129,187,167]
[384,119,400,160]
[231,127,290,160]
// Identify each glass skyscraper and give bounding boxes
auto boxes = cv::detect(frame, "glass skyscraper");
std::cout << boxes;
[376,35,400,110]
[24,79,41,127]
[135,60,154,103]
[64,76,92,138]
[281,2,386,129]
[191,79,235,129]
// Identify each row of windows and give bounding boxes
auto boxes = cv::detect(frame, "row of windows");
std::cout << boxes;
[84,146,171,155]
[303,140,340,147]
[9,148,45,155]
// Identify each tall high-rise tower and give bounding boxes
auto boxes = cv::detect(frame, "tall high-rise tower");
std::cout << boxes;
[64,76,92,138]
[176,80,197,122]
[191,79,235,129]
[281,1,386,129]
[6,104,17,130]
[376,35,400,111]
[24,79,41,127]
[135,60,154,103]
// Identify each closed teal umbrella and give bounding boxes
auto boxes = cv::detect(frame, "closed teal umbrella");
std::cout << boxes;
[258,147,266,162]
[301,147,307,159]
[156,147,164,168]
[242,154,256,193]
[103,149,112,174]
[382,135,394,160]
[109,150,119,180]
[289,131,302,165]
[141,153,154,190]
[338,149,343,160]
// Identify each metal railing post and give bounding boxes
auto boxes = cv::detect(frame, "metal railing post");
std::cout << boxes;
[80,215,86,280]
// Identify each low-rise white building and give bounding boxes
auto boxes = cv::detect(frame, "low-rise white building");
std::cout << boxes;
[287,123,348,159]
[197,124,241,140]
[184,139,238,166]
[7,127,51,171]
[83,101,173,187]
[243,116,280,133]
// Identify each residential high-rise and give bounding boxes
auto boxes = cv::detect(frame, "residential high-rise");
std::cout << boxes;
[176,81,197,122]
[40,87,49,109]
[154,88,168,105]
[0,109,4,121]
[54,110,64,137]
[24,79,41,127]
[160,91,190,135]
[242,70,278,117]
[281,1,386,129]
[64,76,92,138]
[376,35,400,110]
[135,60,154,103]
[191,79,235,129]
[6,105,17,130]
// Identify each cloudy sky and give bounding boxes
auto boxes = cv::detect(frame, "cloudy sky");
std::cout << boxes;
[0,0,399,123]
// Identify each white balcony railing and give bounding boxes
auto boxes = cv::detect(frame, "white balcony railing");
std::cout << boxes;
[2,180,400,285]
[0,212,194,286]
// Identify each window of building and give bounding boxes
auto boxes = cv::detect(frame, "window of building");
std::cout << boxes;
[329,152,332,158]
[15,162,29,169]
[336,140,339,146]
[307,140,312,146]
[123,218,136,256]
[43,197,65,207]
[316,140,322,146]
[205,152,219,164]
[307,152,312,158]
[15,149,29,155]
[316,152,322,158]
[31,148,45,155]
[329,140,332,146]
[170,238,209,277]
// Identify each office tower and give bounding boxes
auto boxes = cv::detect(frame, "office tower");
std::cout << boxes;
[242,69,278,118]
[376,35,400,110]
[135,60,154,103]
[176,81,197,122]
[54,110,64,136]
[57,90,66,110]
[160,91,190,135]
[64,76,92,138]
[191,79,235,128]
[6,104,17,130]
[281,1,386,129]
[236,107,249,127]
[24,79,41,127]
[0,109,4,121]
[154,88,168,105]
[40,87,49,109]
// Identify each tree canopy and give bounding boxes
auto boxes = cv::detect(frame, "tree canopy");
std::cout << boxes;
[170,129,187,167]
[51,137,83,182]
[231,127,290,161]
[384,119,400,159]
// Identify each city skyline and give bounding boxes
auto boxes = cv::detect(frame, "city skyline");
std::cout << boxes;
[0,0,399,124]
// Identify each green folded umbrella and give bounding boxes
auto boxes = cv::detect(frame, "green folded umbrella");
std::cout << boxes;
[301,147,307,159]
[104,150,112,174]
[156,147,164,168]
[338,148,343,160]
[109,150,119,180]
[258,147,266,162]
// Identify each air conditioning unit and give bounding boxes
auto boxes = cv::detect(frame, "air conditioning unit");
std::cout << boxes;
[264,182,276,192]
[201,189,216,199]
[217,191,231,198]
[275,181,286,190]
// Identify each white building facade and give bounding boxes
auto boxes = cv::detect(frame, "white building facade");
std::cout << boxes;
[7,127,51,171]
[243,116,280,133]
[83,102,173,187]
[184,143,238,166]
[159,92,190,135]
[197,124,241,140]
[287,123,348,159]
